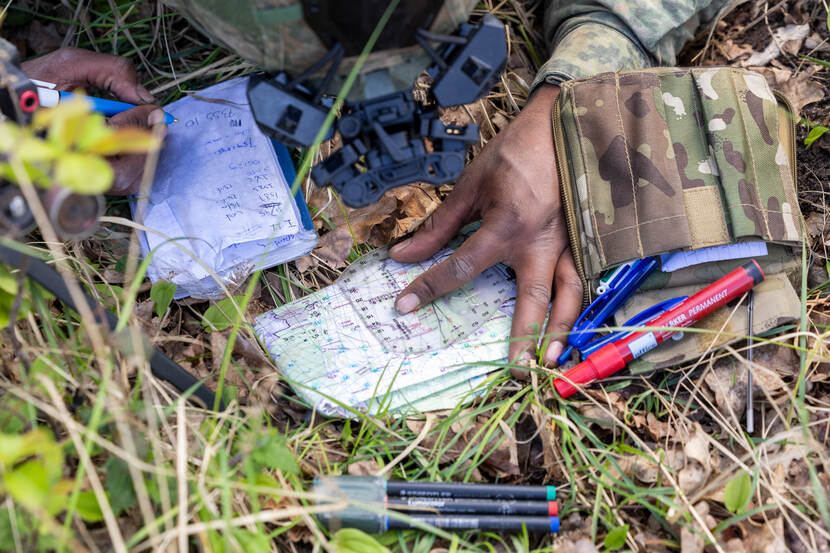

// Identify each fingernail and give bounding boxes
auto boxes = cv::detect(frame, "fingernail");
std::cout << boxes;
[390,237,412,255]
[395,293,419,314]
[543,342,563,367]
[518,351,535,367]
[136,85,155,104]
[148,109,165,127]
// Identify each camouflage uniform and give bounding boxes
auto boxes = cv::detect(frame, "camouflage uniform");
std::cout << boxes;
[166,0,734,100]
[163,0,477,99]
[533,0,733,90]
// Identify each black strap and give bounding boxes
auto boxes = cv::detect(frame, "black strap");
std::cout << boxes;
[0,243,222,410]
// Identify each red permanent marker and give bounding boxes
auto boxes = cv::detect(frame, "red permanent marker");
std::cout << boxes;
[554,260,765,398]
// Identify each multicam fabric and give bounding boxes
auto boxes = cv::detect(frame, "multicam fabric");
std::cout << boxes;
[533,0,734,90]
[558,67,803,277]
[163,0,476,99]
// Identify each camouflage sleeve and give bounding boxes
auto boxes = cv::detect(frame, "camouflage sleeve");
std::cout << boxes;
[532,0,732,91]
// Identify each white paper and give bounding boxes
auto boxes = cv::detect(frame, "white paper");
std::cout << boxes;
[660,242,768,273]
[133,77,317,298]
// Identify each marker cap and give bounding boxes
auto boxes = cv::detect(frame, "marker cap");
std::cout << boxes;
[548,501,559,517]
[313,475,386,533]
[546,486,556,501]
[550,516,560,533]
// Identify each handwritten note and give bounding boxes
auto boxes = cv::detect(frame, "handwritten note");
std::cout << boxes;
[133,78,317,299]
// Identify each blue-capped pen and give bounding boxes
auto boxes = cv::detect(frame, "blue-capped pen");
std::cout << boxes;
[33,79,177,124]
[578,296,688,359]
[557,257,659,366]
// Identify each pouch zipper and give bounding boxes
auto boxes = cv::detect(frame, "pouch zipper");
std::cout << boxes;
[551,94,590,307]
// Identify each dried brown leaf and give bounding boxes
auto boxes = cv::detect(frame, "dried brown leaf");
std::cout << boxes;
[744,517,788,553]
[552,538,600,553]
[347,458,380,476]
[754,65,825,117]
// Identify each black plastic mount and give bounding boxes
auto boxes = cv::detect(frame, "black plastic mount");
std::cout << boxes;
[416,13,507,107]
[246,43,343,148]
[311,91,477,207]
[246,12,507,208]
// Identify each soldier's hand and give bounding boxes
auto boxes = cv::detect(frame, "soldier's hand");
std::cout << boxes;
[21,48,164,194]
[389,84,583,377]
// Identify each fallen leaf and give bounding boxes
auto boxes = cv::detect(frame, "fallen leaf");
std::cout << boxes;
[677,424,711,494]
[744,517,788,553]
[753,65,825,117]
[553,538,601,553]
[304,182,440,269]
[723,39,754,61]
[645,413,673,441]
[704,362,747,422]
[805,32,830,52]
[678,502,717,553]
[347,459,379,476]
[743,24,811,66]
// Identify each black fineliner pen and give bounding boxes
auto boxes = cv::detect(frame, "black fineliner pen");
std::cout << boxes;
[386,480,556,501]
[388,497,559,516]
[386,515,560,533]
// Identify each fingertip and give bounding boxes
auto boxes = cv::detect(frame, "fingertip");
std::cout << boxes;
[395,293,419,314]
[136,85,155,104]
[542,341,564,368]
[510,351,534,380]
[389,237,413,258]
[148,108,165,127]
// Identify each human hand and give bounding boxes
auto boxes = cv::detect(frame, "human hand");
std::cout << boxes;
[388,84,583,377]
[21,47,165,194]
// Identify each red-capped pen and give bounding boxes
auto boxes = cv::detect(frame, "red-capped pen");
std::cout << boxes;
[554,260,765,398]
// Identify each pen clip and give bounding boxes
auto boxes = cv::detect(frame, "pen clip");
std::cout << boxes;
[29,79,57,90]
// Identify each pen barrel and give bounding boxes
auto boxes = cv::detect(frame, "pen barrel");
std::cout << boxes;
[386,515,559,533]
[386,480,556,501]
[59,91,137,117]
[388,497,557,516]
[644,260,763,343]
[554,342,625,398]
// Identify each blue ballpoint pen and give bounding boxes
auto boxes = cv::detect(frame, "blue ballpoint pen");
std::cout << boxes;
[556,256,659,366]
[33,79,177,124]
[578,296,688,359]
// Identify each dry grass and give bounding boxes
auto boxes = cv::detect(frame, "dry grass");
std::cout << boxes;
[0,0,829,552]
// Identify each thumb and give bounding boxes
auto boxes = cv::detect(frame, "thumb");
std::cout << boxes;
[108,105,165,130]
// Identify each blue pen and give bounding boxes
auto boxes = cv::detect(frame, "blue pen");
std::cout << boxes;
[578,296,688,359]
[33,79,176,124]
[557,256,659,366]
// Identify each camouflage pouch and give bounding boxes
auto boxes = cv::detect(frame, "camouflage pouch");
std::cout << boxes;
[552,67,804,370]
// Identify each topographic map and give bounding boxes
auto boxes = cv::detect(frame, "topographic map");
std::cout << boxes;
[254,245,516,417]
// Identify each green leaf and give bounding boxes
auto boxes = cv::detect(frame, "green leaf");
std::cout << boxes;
[0,264,18,295]
[724,471,753,514]
[232,529,271,553]
[332,528,391,553]
[4,460,50,510]
[76,490,105,522]
[805,125,829,147]
[55,152,113,194]
[0,434,25,465]
[251,431,299,475]
[604,524,629,551]
[150,280,177,318]
[202,296,245,332]
[105,456,137,516]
